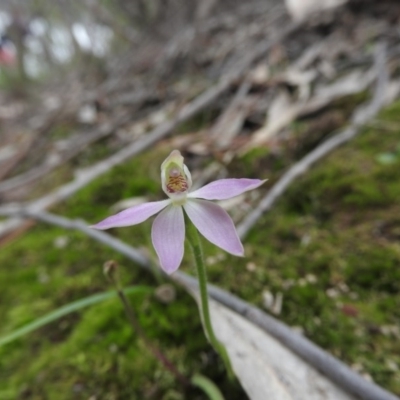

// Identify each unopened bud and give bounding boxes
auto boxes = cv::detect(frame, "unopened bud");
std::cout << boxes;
[103,260,119,283]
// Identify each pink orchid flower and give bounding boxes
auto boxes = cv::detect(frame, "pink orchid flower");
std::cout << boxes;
[92,150,266,274]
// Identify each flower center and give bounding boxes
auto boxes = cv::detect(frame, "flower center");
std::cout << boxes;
[166,167,189,194]
[161,150,192,201]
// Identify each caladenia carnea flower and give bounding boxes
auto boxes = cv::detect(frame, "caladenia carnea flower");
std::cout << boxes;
[92,150,266,274]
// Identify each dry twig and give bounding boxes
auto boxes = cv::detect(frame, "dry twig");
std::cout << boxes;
[237,42,392,239]
[0,207,397,400]
[0,20,300,240]
[0,114,132,196]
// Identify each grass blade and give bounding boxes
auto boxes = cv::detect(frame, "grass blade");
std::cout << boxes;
[0,286,151,347]
[191,373,225,400]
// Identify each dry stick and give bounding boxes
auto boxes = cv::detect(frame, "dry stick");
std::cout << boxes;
[0,107,66,182]
[210,80,252,149]
[0,115,132,194]
[0,19,300,239]
[0,136,37,182]
[237,41,390,239]
[1,208,398,400]
[0,92,174,196]
[161,2,281,73]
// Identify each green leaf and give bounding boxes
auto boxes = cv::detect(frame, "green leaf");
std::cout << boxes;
[0,286,151,347]
[191,374,225,400]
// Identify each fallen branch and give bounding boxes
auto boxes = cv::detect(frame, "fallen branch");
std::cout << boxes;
[0,105,70,182]
[209,80,252,149]
[0,20,300,240]
[237,42,392,239]
[245,67,377,150]
[0,134,37,182]
[0,114,132,196]
[0,207,397,400]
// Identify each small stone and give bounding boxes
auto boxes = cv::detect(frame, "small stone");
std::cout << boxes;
[77,104,97,124]
[355,328,364,337]
[109,344,118,353]
[301,234,311,246]
[262,290,274,310]
[326,288,339,298]
[386,360,399,372]
[361,373,373,382]
[250,64,270,85]
[272,292,283,315]
[46,153,62,166]
[155,284,176,304]
[37,270,50,284]
[282,279,295,290]
[338,282,349,293]
[306,273,317,283]
[380,325,391,336]
[53,236,69,249]
[246,262,256,272]
[298,278,307,287]
[381,325,400,338]
[206,256,217,265]
[349,291,359,300]
[215,253,226,262]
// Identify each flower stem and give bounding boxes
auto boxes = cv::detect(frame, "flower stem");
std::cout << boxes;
[185,222,235,381]
[104,261,189,388]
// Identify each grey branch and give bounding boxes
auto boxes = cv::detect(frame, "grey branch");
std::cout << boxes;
[237,42,392,240]
[0,206,397,400]
[0,19,300,239]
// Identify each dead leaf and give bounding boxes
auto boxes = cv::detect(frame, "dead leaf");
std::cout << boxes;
[285,0,348,22]
[249,64,270,85]
[192,292,358,400]
[210,81,252,149]
[250,90,300,145]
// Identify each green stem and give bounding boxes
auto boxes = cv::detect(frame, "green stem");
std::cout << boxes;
[104,261,189,387]
[186,221,235,381]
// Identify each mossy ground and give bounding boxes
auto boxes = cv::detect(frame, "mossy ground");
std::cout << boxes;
[1,101,400,398]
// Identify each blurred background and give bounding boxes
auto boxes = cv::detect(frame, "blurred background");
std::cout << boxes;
[0,0,400,399]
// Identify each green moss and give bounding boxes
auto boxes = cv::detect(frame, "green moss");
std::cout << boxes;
[2,100,400,397]
[0,147,247,399]
[345,246,400,292]
[221,101,400,394]
[0,225,245,399]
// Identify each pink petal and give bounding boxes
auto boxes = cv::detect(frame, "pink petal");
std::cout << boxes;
[184,199,244,256]
[91,199,170,230]
[151,205,185,274]
[188,178,266,201]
